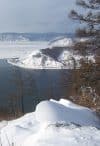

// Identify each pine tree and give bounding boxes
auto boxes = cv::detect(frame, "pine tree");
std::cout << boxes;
[70,0,100,55]
[69,0,100,110]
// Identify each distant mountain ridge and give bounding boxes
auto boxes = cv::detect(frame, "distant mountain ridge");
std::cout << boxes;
[0,33,74,41]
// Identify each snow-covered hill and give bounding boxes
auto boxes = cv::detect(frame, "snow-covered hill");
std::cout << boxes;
[7,49,79,69]
[0,99,100,146]
[8,49,95,69]
[8,50,63,69]
[0,36,95,69]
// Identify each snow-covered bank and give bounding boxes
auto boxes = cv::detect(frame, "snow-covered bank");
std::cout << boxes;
[0,99,100,146]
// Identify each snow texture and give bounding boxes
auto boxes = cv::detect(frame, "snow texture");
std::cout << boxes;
[8,50,63,69]
[36,100,100,127]
[0,99,100,146]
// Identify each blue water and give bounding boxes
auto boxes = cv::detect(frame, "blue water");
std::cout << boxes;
[0,32,74,119]
[0,59,72,113]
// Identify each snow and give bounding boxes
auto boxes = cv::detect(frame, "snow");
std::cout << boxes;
[6,38,74,69]
[0,41,49,59]
[8,50,63,69]
[58,50,75,69]
[0,99,100,146]
[8,49,95,69]
[59,98,89,109]
[23,125,100,146]
[50,37,73,48]
[0,38,96,69]
[36,100,100,127]
[58,50,95,69]
[8,49,81,69]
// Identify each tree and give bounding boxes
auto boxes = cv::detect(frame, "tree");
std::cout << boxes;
[70,0,100,55]
[69,0,100,110]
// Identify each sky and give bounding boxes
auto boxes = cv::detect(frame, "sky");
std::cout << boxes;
[0,0,79,33]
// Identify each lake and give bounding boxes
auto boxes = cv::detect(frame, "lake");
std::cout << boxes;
[0,59,73,119]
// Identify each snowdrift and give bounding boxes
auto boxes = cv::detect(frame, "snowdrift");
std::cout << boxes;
[0,99,100,146]
[36,100,100,127]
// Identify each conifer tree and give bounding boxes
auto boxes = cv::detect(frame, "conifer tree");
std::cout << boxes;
[70,0,100,54]
[69,0,100,110]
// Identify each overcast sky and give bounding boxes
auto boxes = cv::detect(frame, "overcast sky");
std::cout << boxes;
[0,0,79,33]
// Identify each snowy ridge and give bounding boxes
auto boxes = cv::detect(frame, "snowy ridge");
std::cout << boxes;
[0,99,100,146]
[36,100,100,127]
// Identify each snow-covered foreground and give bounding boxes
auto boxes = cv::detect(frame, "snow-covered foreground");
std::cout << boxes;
[0,99,100,146]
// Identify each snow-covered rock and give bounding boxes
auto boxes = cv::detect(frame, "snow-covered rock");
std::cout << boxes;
[58,50,95,69]
[8,50,63,69]
[0,99,100,146]
[8,49,95,69]
[58,50,75,69]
